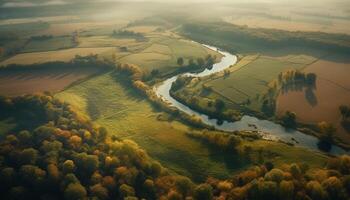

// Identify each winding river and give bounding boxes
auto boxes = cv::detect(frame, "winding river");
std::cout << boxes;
[155,44,348,155]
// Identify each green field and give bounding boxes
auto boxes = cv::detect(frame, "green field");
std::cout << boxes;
[119,36,219,73]
[21,36,75,53]
[56,72,242,181]
[1,25,221,78]
[173,54,317,114]
[0,22,50,37]
[0,18,333,184]
[55,71,328,181]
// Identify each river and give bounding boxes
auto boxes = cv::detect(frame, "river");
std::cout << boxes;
[155,44,348,155]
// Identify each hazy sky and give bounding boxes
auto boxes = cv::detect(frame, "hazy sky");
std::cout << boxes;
[0,0,348,8]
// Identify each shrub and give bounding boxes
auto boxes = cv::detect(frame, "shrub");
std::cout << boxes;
[194,184,213,200]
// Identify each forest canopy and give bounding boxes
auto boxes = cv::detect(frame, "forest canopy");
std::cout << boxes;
[0,94,350,200]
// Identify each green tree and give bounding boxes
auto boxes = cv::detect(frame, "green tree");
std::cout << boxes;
[264,169,284,183]
[20,148,39,165]
[259,181,278,200]
[194,184,213,200]
[0,167,16,187]
[74,153,99,175]
[339,105,350,120]
[119,184,135,198]
[175,176,194,197]
[289,163,301,178]
[64,183,87,200]
[177,57,184,66]
[196,57,205,67]
[281,111,297,128]
[317,121,336,151]
[306,181,326,200]
[306,73,317,86]
[205,54,215,66]
[63,160,75,174]
[322,177,345,200]
[188,58,195,67]
[19,165,46,186]
[214,99,225,112]
[90,184,109,200]
[279,180,294,200]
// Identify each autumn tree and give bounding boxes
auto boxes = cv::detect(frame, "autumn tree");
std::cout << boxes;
[64,183,87,200]
[194,184,213,200]
[318,121,336,151]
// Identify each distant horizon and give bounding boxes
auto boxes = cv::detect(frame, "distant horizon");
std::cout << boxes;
[1,0,349,8]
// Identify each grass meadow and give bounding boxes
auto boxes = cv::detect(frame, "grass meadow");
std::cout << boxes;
[56,72,328,181]
[175,54,316,113]
[0,16,338,182]
[21,36,75,53]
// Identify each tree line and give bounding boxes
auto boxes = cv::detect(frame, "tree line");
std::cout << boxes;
[339,105,350,132]
[112,30,147,42]
[0,54,113,71]
[181,22,350,54]
[1,94,350,199]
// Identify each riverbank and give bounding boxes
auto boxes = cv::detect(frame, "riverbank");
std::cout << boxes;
[154,43,349,155]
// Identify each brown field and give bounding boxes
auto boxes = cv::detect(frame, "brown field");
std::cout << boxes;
[276,59,350,143]
[0,67,101,96]
[0,47,115,66]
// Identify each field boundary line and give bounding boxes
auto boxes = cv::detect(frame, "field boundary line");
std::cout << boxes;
[210,87,245,105]
[61,69,111,92]
[318,77,350,93]
[206,54,260,85]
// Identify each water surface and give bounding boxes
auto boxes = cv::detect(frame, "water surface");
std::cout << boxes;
[155,44,348,155]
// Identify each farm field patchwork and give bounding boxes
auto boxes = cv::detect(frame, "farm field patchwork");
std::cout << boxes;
[0,47,115,66]
[21,36,75,53]
[56,72,242,181]
[0,66,102,96]
[174,54,316,113]
[1,1,350,199]
[117,35,222,74]
[222,7,350,35]
[276,58,350,143]
[56,72,328,181]
[78,36,138,48]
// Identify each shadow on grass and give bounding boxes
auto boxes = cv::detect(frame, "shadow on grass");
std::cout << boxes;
[110,72,147,102]
[110,71,177,116]
[205,143,249,172]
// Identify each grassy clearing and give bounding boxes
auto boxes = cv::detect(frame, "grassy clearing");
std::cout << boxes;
[174,55,315,114]
[0,47,115,66]
[78,36,138,48]
[2,25,221,78]
[245,140,328,168]
[117,33,222,75]
[21,36,75,53]
[0,22,50,37]
[56,72,328,181]
[56,72,243,181]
